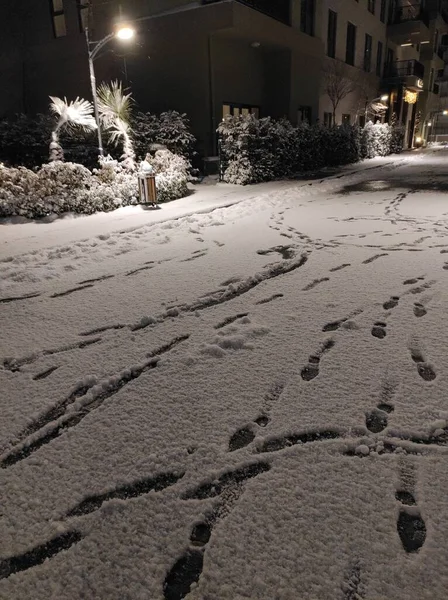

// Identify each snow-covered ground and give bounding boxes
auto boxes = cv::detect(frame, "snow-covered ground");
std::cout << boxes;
[1,148,448,599]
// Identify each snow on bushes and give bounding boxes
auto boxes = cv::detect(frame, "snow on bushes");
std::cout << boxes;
[0,149,189,219]
[218,115,404,185]
[150,150,190,203]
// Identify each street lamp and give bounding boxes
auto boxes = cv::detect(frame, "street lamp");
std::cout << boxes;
[85,25,135,156]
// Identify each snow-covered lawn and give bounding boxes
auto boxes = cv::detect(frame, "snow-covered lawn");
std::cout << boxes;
[1,148,448,599]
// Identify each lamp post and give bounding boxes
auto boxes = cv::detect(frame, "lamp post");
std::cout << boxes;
[85,26,135,156]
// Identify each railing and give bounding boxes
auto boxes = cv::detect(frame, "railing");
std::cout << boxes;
[389,2,429,27]
[201,0,291,25]
[383,59,425,79]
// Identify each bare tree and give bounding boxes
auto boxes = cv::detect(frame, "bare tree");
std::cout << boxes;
[322,60,357,124]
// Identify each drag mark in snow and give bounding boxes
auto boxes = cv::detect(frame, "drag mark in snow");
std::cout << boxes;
[66,472,184,517]
[79,323,127,337]
[0,336,190,468]
[302,277,330,291]
[0,530,82,580]
[362,253,389,265]
[182,462,271,500]
[78,274,114,285]
[214,313,249,330]
[410,347,436,381]
[51,284,95,298]
[187,254,309,313]
[165,462,271,599]
[180,251,208,263]
[32,365,60,381]
[342,560,364,600]
[257,429,342,454]
[3,337,101,372]
[301,339,335,381]
[329,263,351,272]
[255,293,284,305]
[0,292,41,304]
[125,264,155,276]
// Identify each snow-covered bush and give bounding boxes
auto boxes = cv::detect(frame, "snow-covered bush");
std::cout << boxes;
[219,116,402,185]
[390,126,405,154]
[361,122,392,158]
[0,148,189,218]
[149,149,189,203]
[132,111,197,166]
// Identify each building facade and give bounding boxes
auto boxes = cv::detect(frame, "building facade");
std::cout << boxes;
[1,0,448,155]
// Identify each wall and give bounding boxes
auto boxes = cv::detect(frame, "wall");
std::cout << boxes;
[319,0,389,123]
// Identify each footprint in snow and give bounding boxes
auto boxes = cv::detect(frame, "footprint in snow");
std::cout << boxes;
[395,462,426,553]
[371,322,387,339]
[410,348,436,381]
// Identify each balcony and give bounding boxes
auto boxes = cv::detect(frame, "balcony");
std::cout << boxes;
[201,0,291,25]
[383,59,425,91]
[387,2,430,44]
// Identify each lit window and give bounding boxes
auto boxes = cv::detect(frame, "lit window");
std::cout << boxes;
[222,103,260,118]
[50,0,66,38]
[342,114,351,124]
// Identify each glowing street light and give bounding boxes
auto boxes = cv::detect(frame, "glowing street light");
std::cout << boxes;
[85,25,136,156]
[443,110,448,115]
[380,94,389,102]
[116,27,135,40]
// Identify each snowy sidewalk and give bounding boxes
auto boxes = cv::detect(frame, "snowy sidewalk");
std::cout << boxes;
[0,155,399,258]
[1,148,448,600]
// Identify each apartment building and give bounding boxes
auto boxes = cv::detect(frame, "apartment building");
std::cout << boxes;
[1,1,447,155]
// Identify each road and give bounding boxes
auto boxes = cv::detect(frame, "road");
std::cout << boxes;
[1,148,448,599]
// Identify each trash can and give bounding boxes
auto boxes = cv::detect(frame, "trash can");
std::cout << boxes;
[138,173,158,206]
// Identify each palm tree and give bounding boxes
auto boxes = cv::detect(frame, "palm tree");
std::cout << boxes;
[97,81,136,170]
[49,96,97,162]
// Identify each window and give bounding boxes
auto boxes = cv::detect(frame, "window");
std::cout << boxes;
[364,34,372,72]
[327,10,337,58]
[298,106,312,123]
[380,0,387,23]
[368,0,376,15]
[324,112,333,127]
[342,114,351,124]
[346,22,356,66]
[77,0,89,32]
[434,29,439,53]
[376,41,383,76]
[222,103,259,119]
[300,0,315,36]
[50,0,66,37]
[359,115,366,127]
[430,67,435,91]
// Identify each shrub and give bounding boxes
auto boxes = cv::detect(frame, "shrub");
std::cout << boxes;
[148,149,190,203]
[0,150,190,219]
[219,115,401,184]
[132,110,197,165]
[361,121,392,158]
